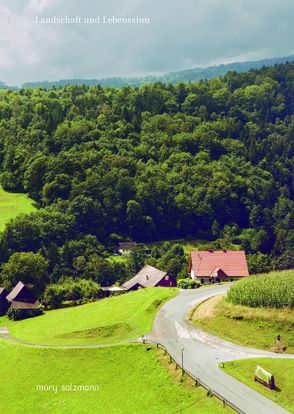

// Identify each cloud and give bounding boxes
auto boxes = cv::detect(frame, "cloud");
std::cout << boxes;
[0,0,293,85]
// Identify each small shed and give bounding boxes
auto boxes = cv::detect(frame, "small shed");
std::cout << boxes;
[6,282,39,310]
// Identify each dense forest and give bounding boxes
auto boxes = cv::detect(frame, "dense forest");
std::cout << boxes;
[0,62,293,298]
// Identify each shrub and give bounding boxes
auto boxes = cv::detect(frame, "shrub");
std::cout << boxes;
[177,278,200,289]
[0,252,49,296]
[8,306,44,321]
[42,278,102,308]
[247,253,271,274]
[227,270,294,308]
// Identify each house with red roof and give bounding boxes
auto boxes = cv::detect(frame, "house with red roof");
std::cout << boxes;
[188,250,249,284]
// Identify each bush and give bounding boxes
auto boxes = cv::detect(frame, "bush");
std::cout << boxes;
[227,270,294,308]
[8,306,44,321]
[247,253,271,274]
[177,278,200,289]
[42,278,102,308]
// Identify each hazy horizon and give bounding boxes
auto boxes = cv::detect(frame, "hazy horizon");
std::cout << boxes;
[1,0,294,85]
[2,53,294,88]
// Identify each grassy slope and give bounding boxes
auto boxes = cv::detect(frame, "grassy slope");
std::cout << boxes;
[0,187,36,231]
[0,288,178,345]
[107,254,129,264]
[107,238,241,263]
[146,238,209,255]
[222,358,294,413]
[145,238,240,255]
[107,239,209,262]
[191,297,294,353]
[0,341,229,414]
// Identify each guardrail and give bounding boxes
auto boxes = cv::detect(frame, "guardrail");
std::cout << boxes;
[155,342,246,414]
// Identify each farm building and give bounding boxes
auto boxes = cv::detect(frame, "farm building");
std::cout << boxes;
[118,241,137,254]
[188,250,249,284]
[6,281,39,310]
[0,287,10,316]
[122,265,176,291]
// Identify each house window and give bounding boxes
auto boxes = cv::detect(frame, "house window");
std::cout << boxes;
[165,275,169,281]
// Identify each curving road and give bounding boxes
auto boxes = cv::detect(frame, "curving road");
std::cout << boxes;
[147,284,293,414]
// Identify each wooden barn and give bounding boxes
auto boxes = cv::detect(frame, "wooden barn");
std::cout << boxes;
[122,265,176,291]
[6,281,39,310]
[188,250,249,284]
[0,287,10,316]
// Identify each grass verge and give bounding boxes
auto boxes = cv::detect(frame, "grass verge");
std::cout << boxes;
[190,296,294,353]
[222,358,294,413]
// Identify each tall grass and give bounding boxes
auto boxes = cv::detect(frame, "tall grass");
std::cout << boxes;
[227,270,294,308]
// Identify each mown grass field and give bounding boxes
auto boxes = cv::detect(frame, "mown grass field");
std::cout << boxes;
[0,288,178,345]
[0,187,36,231]
[191,296,294,353]
[107,254,129,264]
[0,341,230,414]
[222,358,294,413]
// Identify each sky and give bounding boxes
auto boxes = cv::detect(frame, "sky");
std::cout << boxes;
[0,0,294,85]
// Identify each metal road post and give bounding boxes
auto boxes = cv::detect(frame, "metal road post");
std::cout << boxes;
[181,348,184,376]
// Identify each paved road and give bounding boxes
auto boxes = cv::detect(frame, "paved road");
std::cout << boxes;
[147,285,293,414]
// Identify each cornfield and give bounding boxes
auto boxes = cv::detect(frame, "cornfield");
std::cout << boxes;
[227,269,294,308]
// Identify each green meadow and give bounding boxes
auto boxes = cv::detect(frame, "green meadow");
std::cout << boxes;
[0,341,230,414]
[0,288,178,345]
[0,187,36,231]
[223,358,294,413]
[0,288,231,413]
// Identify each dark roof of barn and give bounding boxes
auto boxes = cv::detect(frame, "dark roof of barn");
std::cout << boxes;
[118,241,137,250]
[6,281,37,303]
[6,282,25,302]
[122,265,167,290]
[0,287,9,299]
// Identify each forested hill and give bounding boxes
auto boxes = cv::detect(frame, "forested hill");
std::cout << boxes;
[0,62,293,291]
[2,55,294,90]
[0,81,14,90]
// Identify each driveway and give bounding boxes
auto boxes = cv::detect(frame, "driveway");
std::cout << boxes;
[147,284,293,414]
